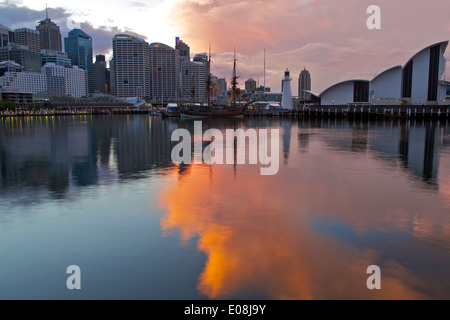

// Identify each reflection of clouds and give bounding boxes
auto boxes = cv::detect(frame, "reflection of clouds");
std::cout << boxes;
[438,155,450,207]
[159,159,430,299]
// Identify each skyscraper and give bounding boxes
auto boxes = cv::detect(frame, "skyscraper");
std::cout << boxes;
[42,63,87,97]
[93,54,107,93]
[36,10,62,51]
[175,37,190,62]
[9,44,42,72]
[64,29,94,94]
[149,42,180,101]
[180,60,207,99]
[298,68,311,100]
[0,24,12,62]
[13,28,40,52]
[112,34,150,98]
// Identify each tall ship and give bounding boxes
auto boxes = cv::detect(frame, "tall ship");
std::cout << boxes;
[179,50,252,117]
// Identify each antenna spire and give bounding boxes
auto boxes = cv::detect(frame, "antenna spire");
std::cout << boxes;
[46,4,48,19]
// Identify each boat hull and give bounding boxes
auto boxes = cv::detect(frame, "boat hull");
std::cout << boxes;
[179,105,245,118]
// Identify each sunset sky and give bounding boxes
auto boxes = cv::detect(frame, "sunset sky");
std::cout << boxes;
[1,0,449,93]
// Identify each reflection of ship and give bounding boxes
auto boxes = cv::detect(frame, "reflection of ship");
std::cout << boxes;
[179,50,252,118]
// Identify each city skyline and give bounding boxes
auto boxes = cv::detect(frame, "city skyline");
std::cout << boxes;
[0,0,449,94]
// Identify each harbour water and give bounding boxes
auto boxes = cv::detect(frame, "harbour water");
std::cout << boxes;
[0,115,449,299]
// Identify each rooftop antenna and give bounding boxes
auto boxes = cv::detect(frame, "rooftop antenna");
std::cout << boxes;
[46,4,48,19]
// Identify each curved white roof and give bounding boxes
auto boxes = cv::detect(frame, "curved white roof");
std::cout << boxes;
[403,41,449,68]
[371,66,402,82]
[320,79,369,96]
[303,90,320,98]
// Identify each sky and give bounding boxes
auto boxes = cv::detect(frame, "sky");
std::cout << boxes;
[1,0,450,94]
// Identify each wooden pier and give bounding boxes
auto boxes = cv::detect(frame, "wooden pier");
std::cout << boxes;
[244,105,450,119]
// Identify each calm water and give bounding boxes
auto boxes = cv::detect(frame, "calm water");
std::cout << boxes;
[0,115,449,300]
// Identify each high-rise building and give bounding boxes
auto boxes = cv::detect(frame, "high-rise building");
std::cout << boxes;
[64,29,94,94]
[245,78,257,93]
[298,68,311,100]
[193,53,208,64]
[112,34,150,98]
[0,24,12,62]
[149,42,180,101]
[0,69,46,94]
[9,44,42,72]
[36,14,62,51]
[0,24,12,48]
[180,60,207,99]
[93,54,107,93]
[218,78,227,96]
[109,59,115,95]
[13,28,40,52]
[42,63,87,97]
[105,68,111,94]
[175,37,190,62]
[40,49,71,66]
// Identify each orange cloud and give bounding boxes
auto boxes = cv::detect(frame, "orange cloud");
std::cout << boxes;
[172,0,450,93]
[159,158,433,299]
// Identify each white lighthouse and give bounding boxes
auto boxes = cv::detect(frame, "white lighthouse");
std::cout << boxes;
[281,68,293,110]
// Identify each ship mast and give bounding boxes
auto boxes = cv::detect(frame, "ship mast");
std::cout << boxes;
[231,50,239,108]
[206,42,212,107]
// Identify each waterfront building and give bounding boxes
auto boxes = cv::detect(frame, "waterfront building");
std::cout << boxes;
[316,41,449,106]
[36,15,62,51]
[41,63,87,97]
[298,68,311,100]
[149,42,180,101]
[0,91,33,106]
[180,60,207,99]
[320,80,369,105]
[281,69,293,109]
[64,29,94,93]
[13,28,40,52]
[112,34,149,98]
[0,70,46,94]
[93,54,107,93]
[369,66,402,105]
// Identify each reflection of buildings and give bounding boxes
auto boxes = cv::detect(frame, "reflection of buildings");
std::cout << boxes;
[312,119,446,186]
[0,115,180,200]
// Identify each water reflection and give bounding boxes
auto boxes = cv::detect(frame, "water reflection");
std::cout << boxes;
[1,115,449,299]
[160,118,450,299]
